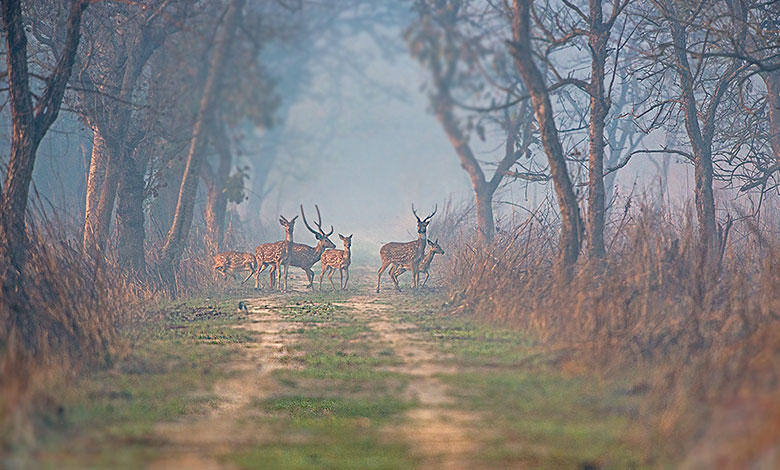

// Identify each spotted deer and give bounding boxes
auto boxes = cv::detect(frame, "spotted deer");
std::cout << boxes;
[268,205,335,289]
[254,214,297,291]
[389,238,445,289]
[376,204,437,293]
[213,251,258,284]
[320,234,352,291]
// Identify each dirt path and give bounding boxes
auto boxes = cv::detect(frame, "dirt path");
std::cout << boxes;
[148,285,484,469]
[339,297,484,470]
[149,299,296,469]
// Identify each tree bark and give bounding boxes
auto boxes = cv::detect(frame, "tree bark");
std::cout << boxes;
[158,0,245,286]
[1,0,87,342]
[83,129,109,248]
[202,121,232,251]
[764,70,780,162]
[586,0,609,259]
[115,144,151,273]
[80,23,161,257]
[511,0,582,276]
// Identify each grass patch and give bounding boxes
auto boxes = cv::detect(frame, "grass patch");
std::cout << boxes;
[20,297,252,468]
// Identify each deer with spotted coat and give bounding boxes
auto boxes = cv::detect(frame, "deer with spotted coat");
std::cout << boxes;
[376,205,437,293]
[254,215,297,291]
[268,205,335,289]
[389,238,444,289]
[320,234,353,290]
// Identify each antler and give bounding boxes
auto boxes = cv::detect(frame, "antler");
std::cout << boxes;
[315,204,333,236]
[423,204,438,223]
[412,204,422,223]
[300,204,319,236]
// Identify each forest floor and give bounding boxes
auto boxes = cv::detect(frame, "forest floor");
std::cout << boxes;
[10,268,649,469]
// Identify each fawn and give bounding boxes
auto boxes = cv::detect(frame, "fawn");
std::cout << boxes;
[269,205,335,289]
[213,251,258,284]
[376,204,437,293]
[320,234,352,290]
[254,214,297,291]
[389,238,444,288]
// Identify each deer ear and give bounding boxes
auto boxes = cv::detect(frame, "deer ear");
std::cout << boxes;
[427,239,435,246]
[278,217,285,226]
[291,215,298,223]
[339,233,345,240]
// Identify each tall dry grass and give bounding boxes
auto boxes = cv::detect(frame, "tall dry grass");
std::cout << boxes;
[0,221,138,448]
[440,199,780,466]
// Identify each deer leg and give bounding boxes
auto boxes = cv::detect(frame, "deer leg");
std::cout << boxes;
[390,266,402,291]
[241,267,256,285]
[267,264,276,290]
[376,261,392,293]
[254,264,265,289]
[284,261,289,292]
[304,267,314,289]
[342,267,349,289]
[328,267,336,291]
[411,266,419,289]
[319,265,327,290]
[422,271,430,287]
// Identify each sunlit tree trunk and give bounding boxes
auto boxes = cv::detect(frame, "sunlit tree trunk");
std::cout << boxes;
[158,0,246,288]
[511,0,582,277]
[0,0,87,341]
[80,28,161,257]
[202,121,232,251]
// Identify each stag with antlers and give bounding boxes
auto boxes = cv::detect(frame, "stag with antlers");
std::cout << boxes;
[389,238,445,289]
[254,215,297,291]
[268,205,335,289]
[376,204,437,293]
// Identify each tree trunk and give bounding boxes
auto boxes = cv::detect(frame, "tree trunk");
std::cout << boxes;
[115,146,151,273]
[475,187,495,239]
[83,128,108,249]
[0,0,87,343]
[158,0,245,286]
[80,27,160,258]
[203,121,232,251]
[511,0,582,276]
[764,70,780,162]
[435,100,497,240]
[669,22,719,246]
[586,0,608,259]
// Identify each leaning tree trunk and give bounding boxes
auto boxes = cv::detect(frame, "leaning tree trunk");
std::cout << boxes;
[158,0,246,289]
[511,0,582,277]
[0,0,87,344]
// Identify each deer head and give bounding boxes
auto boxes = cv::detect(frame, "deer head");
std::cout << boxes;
[301,204,335,250]
[339,233,353,250]
[427,238,445,255]
[412,204,438,235]
[279,214,298,240]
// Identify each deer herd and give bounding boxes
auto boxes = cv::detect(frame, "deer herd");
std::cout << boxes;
[212,204,443,293]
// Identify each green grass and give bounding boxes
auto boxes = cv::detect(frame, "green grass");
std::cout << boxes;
[232,301,416,470]
[390,294,648,469]
[21,297,255,468]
